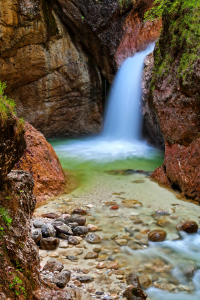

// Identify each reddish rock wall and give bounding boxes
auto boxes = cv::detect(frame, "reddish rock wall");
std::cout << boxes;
[14,122,67,206]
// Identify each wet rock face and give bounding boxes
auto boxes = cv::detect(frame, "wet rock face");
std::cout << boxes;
[53,0,161,80]
[14,122,66,205]
[142,53,164,149]
[149,4,200,202]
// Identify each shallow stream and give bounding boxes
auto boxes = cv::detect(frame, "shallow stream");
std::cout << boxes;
[35,137,200,300]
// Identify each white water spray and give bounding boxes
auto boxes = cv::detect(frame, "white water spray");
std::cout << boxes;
[103,43,155,141]
[122,232,200,300]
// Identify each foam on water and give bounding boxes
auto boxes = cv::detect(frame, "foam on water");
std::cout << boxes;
[122,232,200,299]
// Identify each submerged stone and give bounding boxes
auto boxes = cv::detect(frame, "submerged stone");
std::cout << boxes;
[85,233,101,244]
[176,221,198,233]
[148,230,166,242]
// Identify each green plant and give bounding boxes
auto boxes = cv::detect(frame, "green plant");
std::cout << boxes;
[0,207,12,227]
[9,276,27,298]
[145,0,200,82]
[0,81,16,120]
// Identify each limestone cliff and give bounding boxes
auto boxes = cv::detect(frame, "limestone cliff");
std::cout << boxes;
[0,0,161,138]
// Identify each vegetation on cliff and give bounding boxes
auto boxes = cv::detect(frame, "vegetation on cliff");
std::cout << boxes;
[0,81,24,135]
[145,0,200,83]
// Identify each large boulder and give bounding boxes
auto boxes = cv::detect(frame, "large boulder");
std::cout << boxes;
[14,122,67,205]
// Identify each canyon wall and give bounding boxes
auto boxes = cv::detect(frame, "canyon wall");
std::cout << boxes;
[149,1,200,201]
[0,0,161,138]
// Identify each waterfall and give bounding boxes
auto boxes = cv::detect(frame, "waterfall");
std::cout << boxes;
[103,43,155,141]
[52,43,160,162]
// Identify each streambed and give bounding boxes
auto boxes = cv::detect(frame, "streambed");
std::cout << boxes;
[34,138,200,300]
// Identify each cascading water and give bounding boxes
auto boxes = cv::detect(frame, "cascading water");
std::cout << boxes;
[53,43,159,162]
[103,43,155,141]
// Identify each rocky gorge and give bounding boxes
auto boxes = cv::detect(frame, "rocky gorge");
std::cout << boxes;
[0,0,200,299]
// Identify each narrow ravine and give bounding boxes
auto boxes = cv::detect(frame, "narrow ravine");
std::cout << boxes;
[32,45,200,300]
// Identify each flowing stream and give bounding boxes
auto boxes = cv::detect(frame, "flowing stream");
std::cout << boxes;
[40,44,200,299]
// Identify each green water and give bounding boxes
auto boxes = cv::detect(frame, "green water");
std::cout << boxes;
[49,138,164,188]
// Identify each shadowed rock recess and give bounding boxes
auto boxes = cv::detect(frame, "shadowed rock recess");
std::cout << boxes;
[0,0,161,138]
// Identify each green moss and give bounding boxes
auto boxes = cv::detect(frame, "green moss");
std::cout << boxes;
[0,82,16,120]
[0,207,12,227]
[145,0,200,83]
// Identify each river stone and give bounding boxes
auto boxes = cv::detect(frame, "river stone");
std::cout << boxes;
[68,236,80,245]
[72,209,87,215]
[87,224,98,232]
[41,223,56,237]
[148,230,166,242]
[68,222,79,228]
[33,220,44,228]
[32,230,42,244]
[85,233,101,244]
[43,259,64,272]
[126,273,140,288]
[64,248,83,256]
[59,241,69,248]
[115,239,128,246]
[64,214,86,226]
[67,255,78,261]
[40,237,60,250]
[139,275,152,289]
[176,221,198,233]
[107,262,118,269]
[156,210,170,215]
[53,270,71,288]
[56,224,73,235]
[121,199,142,208]
[49,252,59,258]
[41,213,59,219]
[76,276,94,283]
[84,252,99,259]
[73,226,89,235]
[183,265,196,277]
[123,286,148,300]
